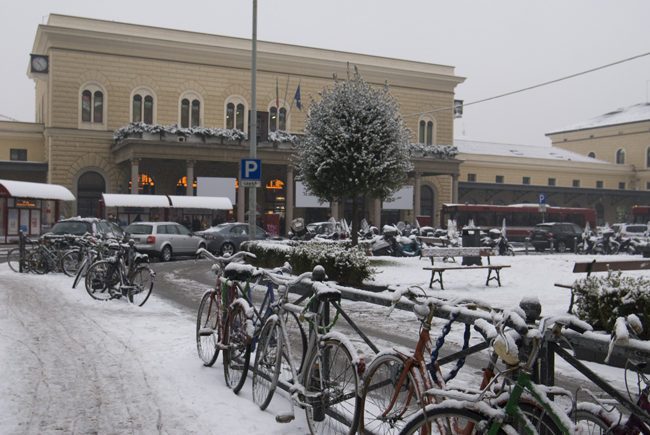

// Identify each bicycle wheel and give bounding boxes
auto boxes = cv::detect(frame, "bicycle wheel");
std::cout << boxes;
[281,309,307,375]
[223,301,251,394]
[196,290,222,367]
[7,248,22,273]
[516,402,565,435]
[571,409,610,435]
[128,266,154,306]
[30,250,50,275]
[60,250,82,277]
[400,406,493,435]
[361,353,421,435]
[252,316,283,410]
[304,338,360,435]
[85,261,117,301]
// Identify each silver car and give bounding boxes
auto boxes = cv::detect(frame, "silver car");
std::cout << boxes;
[125,221,207,261]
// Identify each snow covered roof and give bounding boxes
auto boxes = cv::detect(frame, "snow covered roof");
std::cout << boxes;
[547,103,650,134]
[453,139,608,164]
[0,179,75,201]
[102,194,232,210]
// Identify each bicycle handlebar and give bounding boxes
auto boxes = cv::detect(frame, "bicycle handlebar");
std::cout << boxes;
[196,248,257,265]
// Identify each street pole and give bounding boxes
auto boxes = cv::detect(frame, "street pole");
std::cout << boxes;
[249,0,257,241]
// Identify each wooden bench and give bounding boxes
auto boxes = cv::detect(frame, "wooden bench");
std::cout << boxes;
[555,259,650,313]
[421,247,510,290]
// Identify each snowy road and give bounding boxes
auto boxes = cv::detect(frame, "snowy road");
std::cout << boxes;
[0,264,311,434]
[0,253,636,434]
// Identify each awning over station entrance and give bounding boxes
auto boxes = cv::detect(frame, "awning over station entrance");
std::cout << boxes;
[101,194,232,210]
[0,179,75,201]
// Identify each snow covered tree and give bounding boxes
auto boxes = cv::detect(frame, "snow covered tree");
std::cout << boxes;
[295,67,413,245]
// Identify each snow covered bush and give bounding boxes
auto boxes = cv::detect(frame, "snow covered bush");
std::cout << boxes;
[573,270,650,340]
[268,130,298,146]
[409,143,459,158]
[242,240,375,286]
[112,122,248,143]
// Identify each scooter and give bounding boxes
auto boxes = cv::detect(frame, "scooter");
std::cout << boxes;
[391,222,422,257]
[481,228,515,256]
[365,225,395,256]
[594,227,620,255]
[288,218,314,241]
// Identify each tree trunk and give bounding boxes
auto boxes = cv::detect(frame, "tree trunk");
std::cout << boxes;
[352,196,359,246]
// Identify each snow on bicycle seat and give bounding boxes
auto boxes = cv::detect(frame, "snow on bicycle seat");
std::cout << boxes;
[223,262,260,281]
[313,281,341,303]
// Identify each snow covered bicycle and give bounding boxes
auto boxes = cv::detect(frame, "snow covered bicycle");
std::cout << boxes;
[398,313,593,435]
[84,239,154,306]
[251,266,362,435]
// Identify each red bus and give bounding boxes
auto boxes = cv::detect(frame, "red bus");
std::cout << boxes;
[441,204,597,242]
[632,206,650,224]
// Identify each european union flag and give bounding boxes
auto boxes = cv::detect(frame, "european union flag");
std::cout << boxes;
[294,85,302,111]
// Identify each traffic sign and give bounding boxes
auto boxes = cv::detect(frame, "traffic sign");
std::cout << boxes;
[538,193,546,205]
[241,159,261,181]
[240,180,261,188]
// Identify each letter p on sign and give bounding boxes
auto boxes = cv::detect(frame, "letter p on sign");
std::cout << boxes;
[241,159,261,180]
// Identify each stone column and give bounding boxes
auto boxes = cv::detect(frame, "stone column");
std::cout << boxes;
[237,162,245,222]
[130,158,139,195]
[285,166,294,235]
[414,173,422,218]
[331,201,339,220]
[186,160,195,196]
[374,198,381,228]
[452,174,459,203]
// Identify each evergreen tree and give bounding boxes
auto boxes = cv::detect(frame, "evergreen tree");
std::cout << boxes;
[295,67,413,245]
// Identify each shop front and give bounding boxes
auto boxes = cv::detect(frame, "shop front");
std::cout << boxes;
[0,179,75,244]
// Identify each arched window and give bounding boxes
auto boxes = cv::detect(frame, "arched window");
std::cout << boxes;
[79,82,107,129]
[77,171,106,218]
[616,148,626,164]
[129,174,155,195]
[269,100,289,132]
[225,96,248,132]
[418,116,436,145]
[176,176,197,195]
[131,87,156,124]
[179,92,203,128]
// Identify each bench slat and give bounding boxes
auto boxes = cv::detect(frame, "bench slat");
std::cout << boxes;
[572,260,650,273]
[424,265,510,271]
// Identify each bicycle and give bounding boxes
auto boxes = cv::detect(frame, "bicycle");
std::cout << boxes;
[251,265,362,435]
[196,249,306,391]
[398,312,593,435]
[84,239,154,306]
[8,234,78,274]
[569,316,650,435]
[360,286,488,435]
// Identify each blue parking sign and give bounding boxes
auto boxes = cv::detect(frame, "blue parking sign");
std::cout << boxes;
[538,193,546,205]
[241,159,261,180]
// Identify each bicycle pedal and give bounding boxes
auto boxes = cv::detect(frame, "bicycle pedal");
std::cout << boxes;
[275,412,295,423]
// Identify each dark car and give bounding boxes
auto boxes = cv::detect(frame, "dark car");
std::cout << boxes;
[529,222,584,252]
[200,222,278,255]
[49,217,124,239]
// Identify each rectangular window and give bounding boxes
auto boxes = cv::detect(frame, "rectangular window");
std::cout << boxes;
[647,182,650,190]
[495,175,504,184]
[596,181,604,189]
[548,178,556,186]
[573,180,580,187]
[522,177,530,185]
[619,182,626,190]
[10,149,27,161]
[467,174,476,182]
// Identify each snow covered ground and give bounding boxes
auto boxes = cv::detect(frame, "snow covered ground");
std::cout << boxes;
[0,252,644,434]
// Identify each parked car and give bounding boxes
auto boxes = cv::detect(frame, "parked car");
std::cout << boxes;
[610,223,649,239]
[49,217,125,239]
[529,222,584,252]
[199,222,279,255]
[125,221,207,261]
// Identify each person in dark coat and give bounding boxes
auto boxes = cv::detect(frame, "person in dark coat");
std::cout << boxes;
[182,216,191,229]
[192,217,201,232]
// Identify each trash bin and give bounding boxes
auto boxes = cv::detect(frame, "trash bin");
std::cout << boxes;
[461,226,482,266]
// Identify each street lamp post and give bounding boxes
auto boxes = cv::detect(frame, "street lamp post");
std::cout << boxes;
[249,0,258,241]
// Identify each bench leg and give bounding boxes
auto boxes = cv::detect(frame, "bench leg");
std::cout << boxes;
[485,268,502,287]
[429,270,444,290]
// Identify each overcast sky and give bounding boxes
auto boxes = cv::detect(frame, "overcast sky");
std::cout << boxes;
[2,0,649,147]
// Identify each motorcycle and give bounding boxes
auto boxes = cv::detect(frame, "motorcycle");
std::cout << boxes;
[594,227,620,255]
[481,228,515,256]
[576,227,598,254]
[288,218,314,241]
[390,222,422,257]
